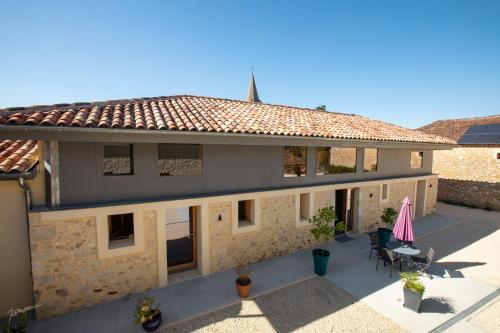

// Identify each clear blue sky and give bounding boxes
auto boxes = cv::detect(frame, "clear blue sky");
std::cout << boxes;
[1,0,499,128]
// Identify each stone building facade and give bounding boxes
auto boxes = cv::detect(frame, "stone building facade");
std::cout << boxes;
[28,176,436,318]
[29,211,159,318]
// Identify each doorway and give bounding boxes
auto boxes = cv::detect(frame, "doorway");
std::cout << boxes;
[335,189,355,233]
[166,206,197,272]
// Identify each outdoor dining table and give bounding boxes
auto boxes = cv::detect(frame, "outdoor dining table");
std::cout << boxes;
[385,240,421,270]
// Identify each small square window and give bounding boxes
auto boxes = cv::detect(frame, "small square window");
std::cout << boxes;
[363,148,378,172]
[299,193,311,222]
[284,146,307,177]
[238,200,255,228]
[410,151,423,169]
[108,213,134,249]
[103,144,133,175]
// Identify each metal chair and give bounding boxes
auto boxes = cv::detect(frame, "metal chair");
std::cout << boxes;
[411,247,435,279]
[376,248,402,278]
[368,231,379,259]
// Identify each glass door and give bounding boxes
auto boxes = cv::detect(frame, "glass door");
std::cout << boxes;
[166,206,197,272]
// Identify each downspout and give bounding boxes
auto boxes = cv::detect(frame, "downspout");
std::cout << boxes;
[17,177,32,210]
[16,172,36,306]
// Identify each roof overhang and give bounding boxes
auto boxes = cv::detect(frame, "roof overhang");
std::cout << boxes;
[0,162,38,181]
[0,126,456,150]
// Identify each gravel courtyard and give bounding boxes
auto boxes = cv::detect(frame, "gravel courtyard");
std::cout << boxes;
[162,277,406,333]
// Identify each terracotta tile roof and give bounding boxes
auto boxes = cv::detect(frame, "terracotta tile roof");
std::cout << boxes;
[418,115,500,142]
[0,140,38,174]
[0,95,454,144]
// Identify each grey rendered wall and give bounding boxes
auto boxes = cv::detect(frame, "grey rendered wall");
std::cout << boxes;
[58,142,433,206]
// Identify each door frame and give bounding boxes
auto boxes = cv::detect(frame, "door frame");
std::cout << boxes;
[166,206,198,273]
[335,188,357,234]
[414,180,427,218]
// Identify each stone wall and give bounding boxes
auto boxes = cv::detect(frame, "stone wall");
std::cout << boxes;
[29,210,158,318]
[313,190,335,211]
[358,181,417,232]
[433,147,499,183]
[433,147,499,210]
[438,178,500,211]
[208,195,323,273]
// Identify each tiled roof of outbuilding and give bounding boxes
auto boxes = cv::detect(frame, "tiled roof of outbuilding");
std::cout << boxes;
[418,115,500,142]
[0,140,38,174]
[0,95,454,144]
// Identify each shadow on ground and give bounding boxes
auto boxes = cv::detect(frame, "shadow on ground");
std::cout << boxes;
[420,297,456,314]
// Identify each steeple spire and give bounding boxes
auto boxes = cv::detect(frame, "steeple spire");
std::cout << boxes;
[247,69,261,103]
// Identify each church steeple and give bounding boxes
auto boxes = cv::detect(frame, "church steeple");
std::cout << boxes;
[247,72,261,103]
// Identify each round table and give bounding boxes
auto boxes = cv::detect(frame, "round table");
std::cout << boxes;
[385,241,421,270]
[385,241,421,256]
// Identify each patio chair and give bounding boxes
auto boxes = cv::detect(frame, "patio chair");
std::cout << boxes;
[368,231,379,259]
[376,248,402,278]
[411,247,435,279]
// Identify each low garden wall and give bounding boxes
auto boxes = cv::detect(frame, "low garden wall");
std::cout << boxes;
[438,178,500,211]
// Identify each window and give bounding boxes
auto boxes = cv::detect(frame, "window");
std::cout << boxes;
[316,147,356,175]
[299,193,311,221]
[363,148,378,172]
[158,144,202,176]
[410,151,423,169]
[284,146,307,177]
[380,184,389,203]
[103,144,133,175]
[295,192,313,227]
[232,198,261,234]
[238,200,255,228]
[108,213,134,248]
[97,208,144,259]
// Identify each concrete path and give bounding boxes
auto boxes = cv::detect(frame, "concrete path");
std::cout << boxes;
[323,203,499,333]
[26,203,499,333]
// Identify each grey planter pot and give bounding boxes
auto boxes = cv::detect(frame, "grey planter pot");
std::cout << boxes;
[403,287,423,313]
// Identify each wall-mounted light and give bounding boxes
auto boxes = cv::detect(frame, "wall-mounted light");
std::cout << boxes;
[218,213,222,221]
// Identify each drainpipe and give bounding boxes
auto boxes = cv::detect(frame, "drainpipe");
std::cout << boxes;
[17,177,32,210]
[16,174,36,306]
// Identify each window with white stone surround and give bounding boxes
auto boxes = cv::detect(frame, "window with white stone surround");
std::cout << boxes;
[96,207,145,259]
[296,192,313,227]
[380,184,390,203]
[232,198,261,234]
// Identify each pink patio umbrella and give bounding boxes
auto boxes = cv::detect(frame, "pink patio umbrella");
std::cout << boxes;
[392,196,414,243]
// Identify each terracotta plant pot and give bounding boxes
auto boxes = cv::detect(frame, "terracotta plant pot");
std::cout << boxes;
[235,277,252,298]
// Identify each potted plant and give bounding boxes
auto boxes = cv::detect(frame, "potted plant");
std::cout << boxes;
[2,311,27,333]
[134,297,162,332]
[235,265,252,298]
[3,304,40,333]
[378,207,398,246]
[400,271,425,313]
[309,206,345,276]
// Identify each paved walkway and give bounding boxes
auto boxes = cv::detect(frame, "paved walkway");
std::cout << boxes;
[26,203,499,333]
